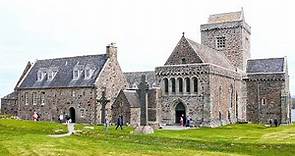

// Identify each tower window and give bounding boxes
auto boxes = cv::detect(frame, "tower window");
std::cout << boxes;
[216,37,226,49]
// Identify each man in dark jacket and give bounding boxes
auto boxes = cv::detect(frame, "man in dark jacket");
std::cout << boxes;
[116,115,123,130]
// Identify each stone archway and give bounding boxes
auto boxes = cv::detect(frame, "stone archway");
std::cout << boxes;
[175,102,186,124]
[69,107,76,123]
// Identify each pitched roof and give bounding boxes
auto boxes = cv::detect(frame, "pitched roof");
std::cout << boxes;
[186,38,235,70]
[124,71,156,88]
[18,54,108,89]
[208,10,243,24]
[123,90,140,108]
[246,58,285,73]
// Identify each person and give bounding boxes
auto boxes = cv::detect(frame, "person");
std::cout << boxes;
[37,113,41,121]
[274,119,278,127]
[65,114,69,123]
[269,119,273,127]
[68,118,72,123]
[104,117,109,132]
[186,116,190,127]
[116,115,123,130]
[59,114,64,123]
[180,115,184,127]
[32,112,38,121]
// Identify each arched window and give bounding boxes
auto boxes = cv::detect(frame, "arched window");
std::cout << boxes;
[163,78,168,93]
[178,78,183,93]
[193,77,198,93]
[171,78,176,93]
[185,78,190,93]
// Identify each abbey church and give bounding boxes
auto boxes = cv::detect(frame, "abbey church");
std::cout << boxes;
[1,9,291,127]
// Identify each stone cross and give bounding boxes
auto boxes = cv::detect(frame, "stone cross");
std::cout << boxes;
[137,75,149,126]
[97,90,110,124]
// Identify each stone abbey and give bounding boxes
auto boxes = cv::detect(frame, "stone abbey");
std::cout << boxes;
[1,9,291,127]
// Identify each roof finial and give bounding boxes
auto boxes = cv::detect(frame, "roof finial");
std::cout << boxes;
[182,32,185,37]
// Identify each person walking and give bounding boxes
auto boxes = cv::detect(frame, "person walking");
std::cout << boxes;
[115,115,123,130]
[32,112,38,121]
[104,117,109,132]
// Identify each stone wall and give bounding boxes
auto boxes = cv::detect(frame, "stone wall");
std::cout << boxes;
[17,87,97,123]
[245,73,290,124]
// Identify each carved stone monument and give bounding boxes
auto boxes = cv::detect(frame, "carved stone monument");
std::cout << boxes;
[134,75,154,134]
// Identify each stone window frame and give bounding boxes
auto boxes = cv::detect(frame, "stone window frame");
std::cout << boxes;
[177,77,183,93]
[171,78,176,93]
[216,36,226,49]
[40,92,45,105]
[80,108,85,118]
[163,78,169,94]
[24,92,29,105]
[185,77,190,93]
[72,90,76,97]
[32,92,37,105]
[192,77,198,94]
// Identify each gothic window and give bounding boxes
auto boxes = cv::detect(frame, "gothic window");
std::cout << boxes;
[181,58,186,64]
[193,77,198,93]
[163,78,168,93]
[25,92,28,105]
[171,78,176,93]
[40,92,45,105]
[185,78,190,93]
[178,78,183,93]
[216,36,226,49]
[32,92,37,105]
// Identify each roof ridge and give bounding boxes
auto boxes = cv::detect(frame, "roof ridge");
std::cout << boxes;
[248,57,284,61]
[37,54,106,62]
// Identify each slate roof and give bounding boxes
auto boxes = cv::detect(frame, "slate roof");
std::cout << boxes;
[124,71,157,88]
[1,92,17,100]
[208,11,243,24]
[18,54,108,89]
[246,58,285,73]
[186,38,235,70]
[123,90,140,108]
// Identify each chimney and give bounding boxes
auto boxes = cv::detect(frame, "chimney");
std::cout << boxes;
[106,42,117,59]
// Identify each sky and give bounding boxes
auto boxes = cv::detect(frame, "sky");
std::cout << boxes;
[0,0,295,100]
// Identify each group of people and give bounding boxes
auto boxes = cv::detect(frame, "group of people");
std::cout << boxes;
[103,115,124,131]
[180,114,192,127]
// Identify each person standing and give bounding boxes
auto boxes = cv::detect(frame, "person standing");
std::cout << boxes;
[32,112,38,121]
[115,115,123,130]
[104,117,109,132]
[180,115,184,127]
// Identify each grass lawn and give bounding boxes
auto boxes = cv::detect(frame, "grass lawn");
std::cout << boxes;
[1,119,295,156]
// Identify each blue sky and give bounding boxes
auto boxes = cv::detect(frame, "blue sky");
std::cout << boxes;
[0,0,294,99]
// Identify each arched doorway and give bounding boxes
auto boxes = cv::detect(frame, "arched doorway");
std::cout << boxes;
[69,107,76,123]
[175,102,186,124]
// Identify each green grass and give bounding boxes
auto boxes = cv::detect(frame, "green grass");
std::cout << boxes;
[1,119,295,156]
